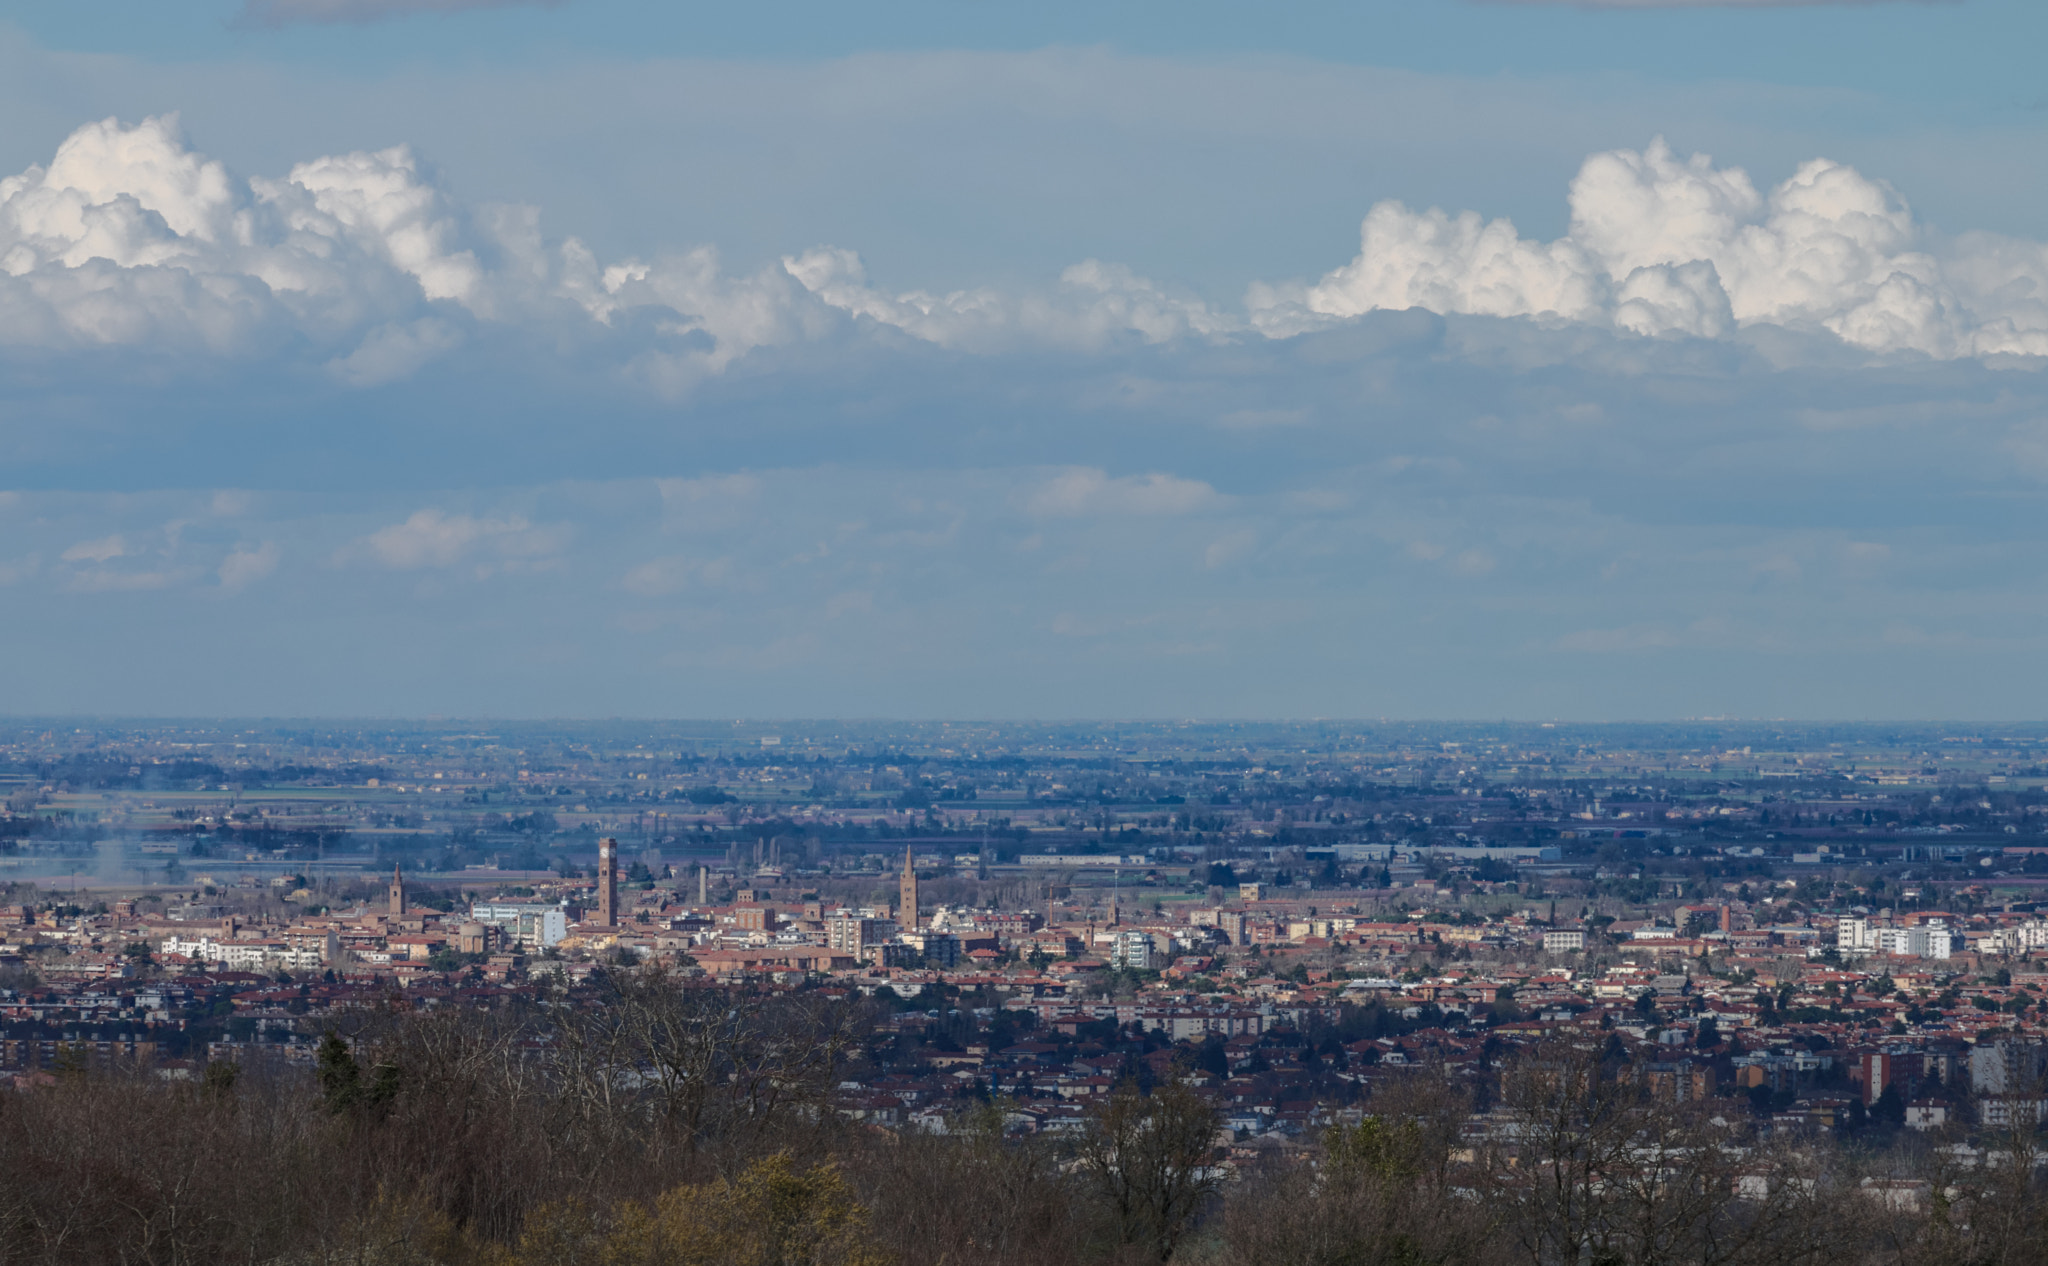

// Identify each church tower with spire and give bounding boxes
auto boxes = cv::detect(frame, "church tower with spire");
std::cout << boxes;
[899,846,919,931]
[388,863,405,919]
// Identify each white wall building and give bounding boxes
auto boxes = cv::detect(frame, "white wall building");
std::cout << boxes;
[470,900,567,948]
[1109,931,1154,971]
[1838,917,1953,960]
[1017,854,1150,867]
[158,935,322,971]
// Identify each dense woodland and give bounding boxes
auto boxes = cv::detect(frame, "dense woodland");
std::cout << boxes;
[3,968,2048,1266]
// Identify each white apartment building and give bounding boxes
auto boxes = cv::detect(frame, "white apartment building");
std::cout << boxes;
[1840,917,1954,960]
[826,914,896,954]
[158,935,322,971]
[1109,931,1154,971]
[469,900,567,948]
[1017,854,1150,867]
[1986,921,2048,955]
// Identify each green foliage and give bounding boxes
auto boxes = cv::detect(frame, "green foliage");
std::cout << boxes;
[51,1042,89,1080]
[1326,1116,1428,1185]
[1872,1083,1907,1128]
[501,1153,890,1266]
[317,1031,400,1116]
[203,1059,241,1097]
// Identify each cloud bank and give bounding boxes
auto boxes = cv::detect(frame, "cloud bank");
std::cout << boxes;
[2,117,2044,392]
[0,115,1225,393]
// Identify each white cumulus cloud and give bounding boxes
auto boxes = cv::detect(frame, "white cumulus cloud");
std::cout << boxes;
[4,116,2045,383]
[0,116,490,353]
[0,115,1228,387]
[1251,137,2048,359]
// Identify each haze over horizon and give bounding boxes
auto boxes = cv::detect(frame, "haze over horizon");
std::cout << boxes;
[3,1,2045,720]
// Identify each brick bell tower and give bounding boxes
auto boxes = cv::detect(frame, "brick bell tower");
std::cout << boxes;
[899,846,919,931]
[388,863,405,918]
[597,836,619,928]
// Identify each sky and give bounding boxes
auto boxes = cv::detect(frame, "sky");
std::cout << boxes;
[2,0,2046,720]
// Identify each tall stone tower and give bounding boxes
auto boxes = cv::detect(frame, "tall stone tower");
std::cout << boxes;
[899,846,919,931]
[597,836,619,928]
[388,864,405,918]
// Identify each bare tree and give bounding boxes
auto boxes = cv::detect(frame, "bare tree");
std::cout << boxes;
[1076,1077,1222,1262]
[1487,1045,1849,1266]
[544,964,862,1161]
[857,1102,1088,1266]
[1902,1104,2048,1266]
[1222,1072,1504,1266]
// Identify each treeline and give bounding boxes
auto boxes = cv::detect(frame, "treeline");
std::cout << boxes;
[4,975,2048,1266]
[5,756,228,790]
[0,757,394,791]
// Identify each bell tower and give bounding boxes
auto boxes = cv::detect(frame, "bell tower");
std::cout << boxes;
[898,846,919,931]
[388,864,405,918]
[597,836,619,928]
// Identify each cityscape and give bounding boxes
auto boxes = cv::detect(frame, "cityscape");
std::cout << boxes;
[8,722,2048,1259]
[7,0,2048,1263]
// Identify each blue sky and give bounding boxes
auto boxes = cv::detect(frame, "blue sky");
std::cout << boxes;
[2,0,2046,718]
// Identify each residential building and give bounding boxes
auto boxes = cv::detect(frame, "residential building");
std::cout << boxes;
[1109,931,1154,971]
[903,931,960,968]
[470,900,568,949]
[826,915,895,954]
[1971,1037,2048,1096]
